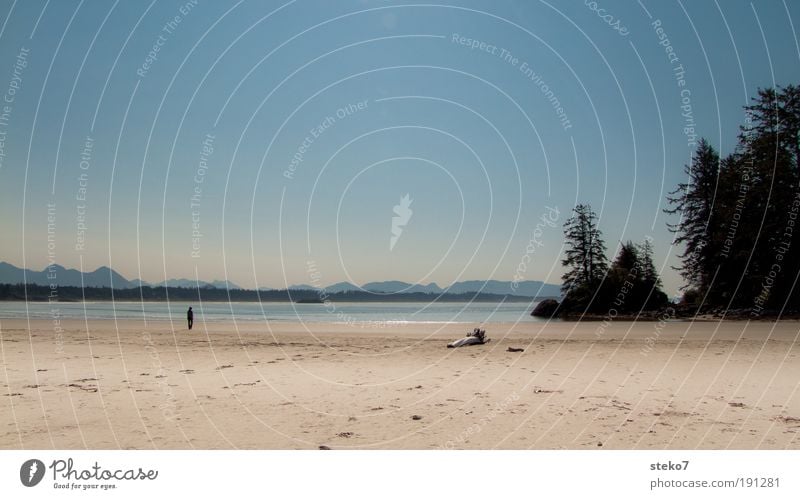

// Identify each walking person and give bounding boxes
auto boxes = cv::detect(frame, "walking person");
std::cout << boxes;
[187,306,194,330]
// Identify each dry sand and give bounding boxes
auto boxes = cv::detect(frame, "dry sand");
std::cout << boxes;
[1,318,799,449]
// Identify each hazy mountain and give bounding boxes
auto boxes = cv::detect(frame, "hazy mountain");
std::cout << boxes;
[84,266,134,288]
[157,278,199,288]
[287,282,360,293]
[0,262,240,290]
[0,262,137,288]
[287,284,317,291]
[0,262,559,297]
[0,261,27,284]
[156,278,241,289]
[444,280,561,298]
[324,281,362,293]
[363,281,443,293]
[210,280,241,290]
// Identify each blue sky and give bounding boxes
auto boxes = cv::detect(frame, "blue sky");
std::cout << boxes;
[0,0,798,294]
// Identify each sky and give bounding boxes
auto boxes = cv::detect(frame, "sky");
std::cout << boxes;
[0,0,798,295]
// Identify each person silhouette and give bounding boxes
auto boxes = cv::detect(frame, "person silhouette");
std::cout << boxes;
[187,306,194,330]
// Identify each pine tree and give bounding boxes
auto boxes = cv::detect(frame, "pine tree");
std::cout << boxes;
[637,238,668,309]
[561,204,608,298]
[638,239,661,291]
[665,139,721,294]
[739,86,800,308]
[605,242,641,312]
[742,85,800,170]
[665,85,800,310]
[610,241,639,272]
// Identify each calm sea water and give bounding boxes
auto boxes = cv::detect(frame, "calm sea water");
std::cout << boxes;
[0,301,543,324]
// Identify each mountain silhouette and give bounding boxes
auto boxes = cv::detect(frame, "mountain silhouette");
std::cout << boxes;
[0,262,560,297]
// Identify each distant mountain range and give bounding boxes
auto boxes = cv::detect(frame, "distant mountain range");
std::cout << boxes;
[0,262,241,290]
[0,262,560,297]
[290,279,560,297]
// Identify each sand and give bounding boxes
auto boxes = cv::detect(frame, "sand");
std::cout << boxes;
[0,318,798,449]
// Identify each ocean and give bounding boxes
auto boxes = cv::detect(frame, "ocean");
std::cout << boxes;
[0,300,543,324]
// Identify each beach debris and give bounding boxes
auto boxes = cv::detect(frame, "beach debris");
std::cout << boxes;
[507,347,524,352]
[728,402,746,408]
[337,432,354,438]
[653,410,695,417]
[233,381,259,387]
[775,416,800,425]
[533,388,563,394]
[216,364,234,370]
[447,328,489,348]
[411,415,423,421]
[67,383,97,393]
[318,445,331,450]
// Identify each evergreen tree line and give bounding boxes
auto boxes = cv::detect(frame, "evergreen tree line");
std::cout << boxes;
[553,204,668,316]
[667,85,800,313]
[550,84,800,317]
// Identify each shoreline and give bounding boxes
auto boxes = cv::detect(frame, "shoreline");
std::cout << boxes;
[5,299,800,323]
[3,318,800,341]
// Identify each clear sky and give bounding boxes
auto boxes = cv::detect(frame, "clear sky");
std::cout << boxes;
[0,0,798,294]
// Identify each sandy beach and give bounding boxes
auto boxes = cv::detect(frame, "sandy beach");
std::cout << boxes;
[0,318,798,449]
